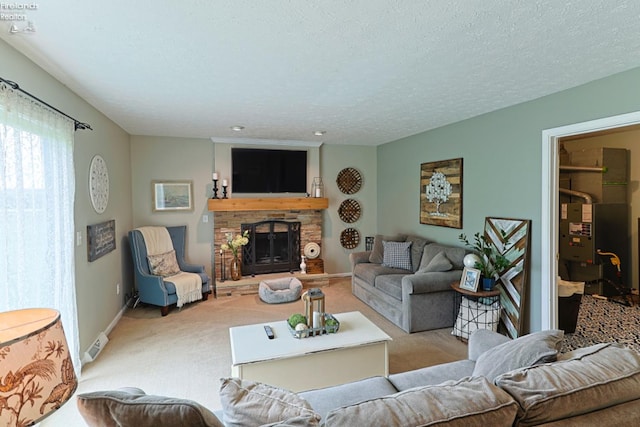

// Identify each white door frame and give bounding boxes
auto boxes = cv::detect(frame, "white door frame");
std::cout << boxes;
[541,111,640,330]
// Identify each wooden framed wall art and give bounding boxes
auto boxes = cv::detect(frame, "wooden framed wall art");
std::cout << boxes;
[420,158,462,228]
[484,217,531,339]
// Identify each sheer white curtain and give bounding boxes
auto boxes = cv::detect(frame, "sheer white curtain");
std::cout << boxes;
[0,81,80,373]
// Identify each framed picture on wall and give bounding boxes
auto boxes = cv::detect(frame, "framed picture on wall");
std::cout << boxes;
[152,180,194,212]
[420,158,463,228]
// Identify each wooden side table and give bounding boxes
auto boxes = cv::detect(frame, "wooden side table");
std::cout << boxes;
[451,283,501,341]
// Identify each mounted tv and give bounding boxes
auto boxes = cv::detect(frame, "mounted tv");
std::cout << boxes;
[231,148,307,194]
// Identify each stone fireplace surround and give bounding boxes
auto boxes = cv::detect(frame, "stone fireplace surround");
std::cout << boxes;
[213,209,322,279]
[209,197,329,296]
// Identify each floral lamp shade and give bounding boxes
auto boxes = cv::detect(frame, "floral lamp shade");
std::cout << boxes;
[0,308,77,426]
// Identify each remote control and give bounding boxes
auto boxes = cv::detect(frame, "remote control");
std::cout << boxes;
[264,325,275,339]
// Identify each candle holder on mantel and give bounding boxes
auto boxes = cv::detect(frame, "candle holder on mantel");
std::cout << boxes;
[311,177,324,198]
[212,179,219,199]
[222,184,228,199]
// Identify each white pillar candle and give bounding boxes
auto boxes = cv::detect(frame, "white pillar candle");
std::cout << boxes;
[213,172,218,180]
[222,179,228,186]
[312,311,321,329]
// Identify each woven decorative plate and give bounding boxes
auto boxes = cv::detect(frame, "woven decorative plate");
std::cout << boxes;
[336,167,362,194]
[340,228,360,249]
[338,199,361,223]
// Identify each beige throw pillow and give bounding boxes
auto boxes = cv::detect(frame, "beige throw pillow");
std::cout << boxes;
[147,250,181,277]
[323,377,518,426]
[219,378,320,427]
[472,329,564,380]
[495,343,640,426]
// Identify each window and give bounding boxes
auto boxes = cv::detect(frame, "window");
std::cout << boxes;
[0,82,80,373]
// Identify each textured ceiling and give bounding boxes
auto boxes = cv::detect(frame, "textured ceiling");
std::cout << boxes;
[2,1,640,146]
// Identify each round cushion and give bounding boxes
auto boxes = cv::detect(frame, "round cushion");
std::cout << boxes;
[259,277,303,304]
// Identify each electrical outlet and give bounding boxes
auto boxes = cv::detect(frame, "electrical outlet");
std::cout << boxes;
[116,283,120,295]
[203,215,209,223]
[76,231,82,246]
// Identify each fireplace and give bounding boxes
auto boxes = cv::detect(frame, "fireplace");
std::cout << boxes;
[211,204,324,285]
[241,220,301,276]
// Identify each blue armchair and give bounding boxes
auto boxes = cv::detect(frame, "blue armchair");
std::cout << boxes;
[129,225,211,316]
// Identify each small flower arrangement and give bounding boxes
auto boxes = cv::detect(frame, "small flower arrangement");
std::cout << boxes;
[221,230,249,259]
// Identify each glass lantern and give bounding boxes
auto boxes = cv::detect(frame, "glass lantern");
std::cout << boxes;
[311,177,324,198]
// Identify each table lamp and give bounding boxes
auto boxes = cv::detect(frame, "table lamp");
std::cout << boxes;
[0,308,78,426]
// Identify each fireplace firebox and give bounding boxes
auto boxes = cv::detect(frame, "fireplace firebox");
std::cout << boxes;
[241,220,301,275]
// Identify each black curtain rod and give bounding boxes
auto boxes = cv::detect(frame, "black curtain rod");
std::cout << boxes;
[0,76,92,131]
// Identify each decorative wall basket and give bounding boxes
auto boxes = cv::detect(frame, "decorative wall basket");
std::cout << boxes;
[336,167,362,194]
[340,227,360,249]
[338,199,361,223]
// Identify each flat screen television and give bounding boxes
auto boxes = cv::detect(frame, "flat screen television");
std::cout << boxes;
[231,148,307,194]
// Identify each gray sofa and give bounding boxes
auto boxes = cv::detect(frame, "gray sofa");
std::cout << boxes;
[76,329,640,426]
[350,234,468,333]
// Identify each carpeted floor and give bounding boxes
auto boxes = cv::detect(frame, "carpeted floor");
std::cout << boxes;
[44,277,468,426]
[45,279,639,426]
[561,293,640,353]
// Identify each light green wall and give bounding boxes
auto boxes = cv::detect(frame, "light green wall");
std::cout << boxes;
[321,144,377,273]
[377,66,640,333]
[1,39,132,356]
[130,136,215,276]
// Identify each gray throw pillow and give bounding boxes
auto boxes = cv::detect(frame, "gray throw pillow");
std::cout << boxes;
[417,251,453,273]
[368,234,406,264]
[472,329,564,380]
[419,243,467,270]
[77,388,223,427]
[219,378,320,427]
[404,235,432,272]
[381,241,413,270]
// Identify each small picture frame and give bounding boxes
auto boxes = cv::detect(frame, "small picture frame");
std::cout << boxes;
[152,180,194,212]
[459,267,481,292]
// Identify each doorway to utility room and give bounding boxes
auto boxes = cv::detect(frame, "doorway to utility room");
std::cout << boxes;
[553,123,640,352]
[558,135,633,299]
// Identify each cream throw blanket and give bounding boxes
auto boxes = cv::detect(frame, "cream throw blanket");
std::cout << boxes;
[137,226,202,308]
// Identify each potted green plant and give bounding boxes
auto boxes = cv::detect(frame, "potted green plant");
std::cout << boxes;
[459,232,510,290]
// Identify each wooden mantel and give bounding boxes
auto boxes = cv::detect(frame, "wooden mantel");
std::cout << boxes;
[208,197,328,212]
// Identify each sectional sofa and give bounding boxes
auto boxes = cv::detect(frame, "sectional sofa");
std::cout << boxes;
[76,329,640,426]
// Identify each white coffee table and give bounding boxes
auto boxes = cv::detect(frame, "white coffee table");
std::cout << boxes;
[229,311,392,391]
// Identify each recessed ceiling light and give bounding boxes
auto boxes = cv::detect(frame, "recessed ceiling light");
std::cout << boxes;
[231,125,245,132]
[314,130,326,136]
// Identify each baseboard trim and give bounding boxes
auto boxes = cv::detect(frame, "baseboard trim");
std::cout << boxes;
[81,304,126,369]
[327,272,352,278]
